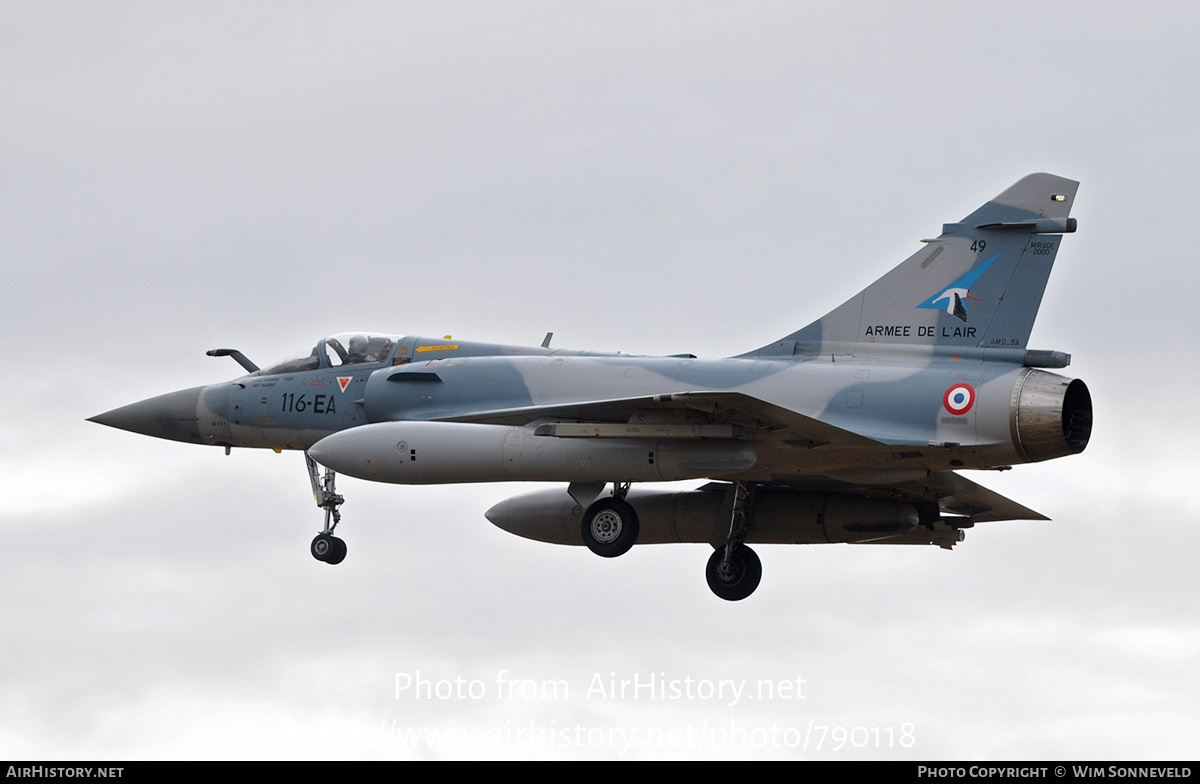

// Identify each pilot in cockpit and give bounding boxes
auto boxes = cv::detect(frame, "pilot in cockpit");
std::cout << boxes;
[346,335,370,364]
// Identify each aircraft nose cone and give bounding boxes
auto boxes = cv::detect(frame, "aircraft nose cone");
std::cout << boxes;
[88,386,206,444]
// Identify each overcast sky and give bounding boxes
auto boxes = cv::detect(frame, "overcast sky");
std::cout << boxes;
[2,1,1197,760]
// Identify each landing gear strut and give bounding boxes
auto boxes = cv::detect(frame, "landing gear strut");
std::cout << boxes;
[581,482,639,558]
[306,452,347,565]
[707,482,761,601]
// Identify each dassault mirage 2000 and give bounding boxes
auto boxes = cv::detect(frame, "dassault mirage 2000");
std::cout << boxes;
[90,173,1092,600]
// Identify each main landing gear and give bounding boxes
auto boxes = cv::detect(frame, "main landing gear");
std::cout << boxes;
[306,452,347,565]
[580,482,639,558]
[706,482,761,601]
[579,481,763,601]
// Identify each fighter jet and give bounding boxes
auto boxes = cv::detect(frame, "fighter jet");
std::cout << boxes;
[90,173,1092,600]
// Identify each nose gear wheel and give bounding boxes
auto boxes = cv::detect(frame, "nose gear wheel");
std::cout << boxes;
[311,532,347,564]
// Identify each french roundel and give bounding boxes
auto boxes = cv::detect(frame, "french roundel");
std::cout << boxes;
[943,383,976,415]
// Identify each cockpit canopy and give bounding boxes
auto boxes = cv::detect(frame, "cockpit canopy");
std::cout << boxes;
[260,333,402,376]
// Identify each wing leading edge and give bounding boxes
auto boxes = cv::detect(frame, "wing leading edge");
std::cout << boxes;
[435,391,1047,523]
[433,390,881,448]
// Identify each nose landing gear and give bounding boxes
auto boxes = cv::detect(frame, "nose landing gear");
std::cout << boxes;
[306,452,347,565]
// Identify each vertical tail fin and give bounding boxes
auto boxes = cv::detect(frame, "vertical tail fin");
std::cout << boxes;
[746,173,1079,358]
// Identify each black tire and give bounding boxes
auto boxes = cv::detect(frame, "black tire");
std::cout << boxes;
[706,544,762,601]
[311,533,332,562]
[581,498,639,558]
[325,536,347,565]
[311,533,335,562]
